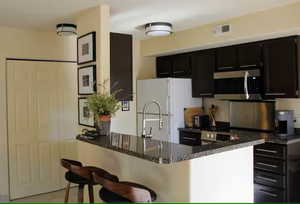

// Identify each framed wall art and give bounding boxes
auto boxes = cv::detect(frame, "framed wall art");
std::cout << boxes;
[78,65,96,95]
[77,31,96,64]
[78,97,95,127]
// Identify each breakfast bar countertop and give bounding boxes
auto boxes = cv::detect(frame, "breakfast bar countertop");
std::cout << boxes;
[77,132,264,164]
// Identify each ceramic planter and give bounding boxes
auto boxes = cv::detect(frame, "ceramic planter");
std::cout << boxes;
[96,115,111,136]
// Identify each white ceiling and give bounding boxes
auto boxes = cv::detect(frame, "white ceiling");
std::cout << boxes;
[0,0,299,38]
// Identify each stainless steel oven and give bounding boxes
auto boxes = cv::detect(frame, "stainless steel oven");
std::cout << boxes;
[214,69,262,100]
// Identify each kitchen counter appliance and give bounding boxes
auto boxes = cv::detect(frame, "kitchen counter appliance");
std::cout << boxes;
[214,69,262,100]
[275,110,294,136]
[193,114,210,129]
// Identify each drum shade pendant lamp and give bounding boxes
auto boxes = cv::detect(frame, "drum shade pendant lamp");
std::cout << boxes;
[145,22,173,36]
[56,23,77,36]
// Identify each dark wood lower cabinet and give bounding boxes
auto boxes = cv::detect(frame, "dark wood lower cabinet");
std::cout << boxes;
[254,141,300,202]
[179,131,202,146]
[255,184,286,202]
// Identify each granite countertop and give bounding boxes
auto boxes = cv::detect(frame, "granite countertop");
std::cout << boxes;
[179,128,300,145]
[77,132,264,164]
[230,129,300,145]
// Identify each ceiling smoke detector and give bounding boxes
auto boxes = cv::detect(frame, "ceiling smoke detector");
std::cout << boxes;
[145,22,173,36]
[56,23,77,36]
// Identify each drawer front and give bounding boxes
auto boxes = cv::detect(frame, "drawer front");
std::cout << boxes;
[255,170,286,189]
[254,143,286,159]
[254,156,286,175]
[255,184,286,202]
[179,131,201,146]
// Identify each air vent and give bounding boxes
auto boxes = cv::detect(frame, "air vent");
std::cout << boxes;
[214,24,231,35]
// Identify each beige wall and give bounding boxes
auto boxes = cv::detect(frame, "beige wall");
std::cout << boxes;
[141,1,300,56]
[0,26,76,200]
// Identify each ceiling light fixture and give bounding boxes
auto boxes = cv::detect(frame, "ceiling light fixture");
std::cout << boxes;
[56,23,77,36]
[145,22,173,36]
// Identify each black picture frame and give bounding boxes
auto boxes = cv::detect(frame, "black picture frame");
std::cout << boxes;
[77,65,97,95]
[78,97,95,127]
[77,31,96,65]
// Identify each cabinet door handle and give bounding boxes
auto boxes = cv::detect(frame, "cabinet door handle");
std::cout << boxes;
[199,93,213,96]
[218,66,234,70]
[265,93,286,96]
[240,64,257,68]
[173,71,185,74]
[259,189,278,198]
[182,137,197,141]
[256,176,277,183]
[256,162,278,168]
[256,148,278,154]
[159,72,169,75]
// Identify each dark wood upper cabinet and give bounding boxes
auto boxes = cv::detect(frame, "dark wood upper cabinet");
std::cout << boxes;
[172,53,191,78]
[156,35,300,100]
[156,54,191,78]
[110,33,133,101]
[263,37,299,99]
[156,56,173,78]
[216,46,237,72]
[238,42,263,69]
[191,50,215,97]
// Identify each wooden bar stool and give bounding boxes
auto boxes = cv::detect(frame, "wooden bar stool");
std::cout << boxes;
[61,159,118,203]
[92,171,157,203]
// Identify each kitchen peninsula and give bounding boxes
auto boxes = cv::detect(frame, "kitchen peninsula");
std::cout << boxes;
[77,132,264,202]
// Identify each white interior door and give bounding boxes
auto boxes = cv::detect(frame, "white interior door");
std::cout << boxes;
[7,60,78,200]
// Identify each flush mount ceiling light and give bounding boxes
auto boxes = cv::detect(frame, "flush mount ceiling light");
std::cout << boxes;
[56,23,77,36]
[145,22,173,36]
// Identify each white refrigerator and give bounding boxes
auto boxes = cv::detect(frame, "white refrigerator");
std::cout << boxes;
[137,78,202,143]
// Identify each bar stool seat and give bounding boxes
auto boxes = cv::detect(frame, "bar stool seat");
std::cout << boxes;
[99,181,157,202]
[65,171,90,184]
[65,166,117,185]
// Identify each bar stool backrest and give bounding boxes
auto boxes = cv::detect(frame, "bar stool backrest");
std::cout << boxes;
[92,172,152,202]
[69,165,119,183]
[61,159,82,170]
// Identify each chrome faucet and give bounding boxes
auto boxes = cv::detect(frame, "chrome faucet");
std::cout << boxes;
[141,100,163,138]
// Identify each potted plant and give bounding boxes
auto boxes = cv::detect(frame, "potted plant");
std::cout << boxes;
[87,81,121,136]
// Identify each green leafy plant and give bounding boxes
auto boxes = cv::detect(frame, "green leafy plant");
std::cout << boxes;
[87,80,121,116]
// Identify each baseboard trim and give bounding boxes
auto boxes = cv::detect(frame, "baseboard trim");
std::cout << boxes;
[0,195,10,202]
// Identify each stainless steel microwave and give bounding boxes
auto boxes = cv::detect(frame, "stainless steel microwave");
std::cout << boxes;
[214,69,262,100]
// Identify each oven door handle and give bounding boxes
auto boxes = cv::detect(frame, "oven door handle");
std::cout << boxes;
[244,71,249,100]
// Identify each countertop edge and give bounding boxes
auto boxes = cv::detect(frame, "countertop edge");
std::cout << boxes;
[76,136,264,164]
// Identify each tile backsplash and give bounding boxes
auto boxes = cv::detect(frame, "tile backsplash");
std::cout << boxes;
[203,98,300,128]
[203,98,230,122]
